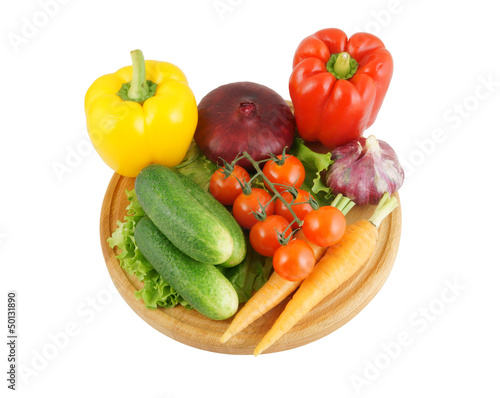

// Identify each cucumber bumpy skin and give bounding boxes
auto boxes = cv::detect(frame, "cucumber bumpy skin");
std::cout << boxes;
[135,216,238,320]
[175,167,246,267]
[135,164,245,266]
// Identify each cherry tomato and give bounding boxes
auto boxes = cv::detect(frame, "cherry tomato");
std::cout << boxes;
[302,206,346,247]
[249,215,292,257]
[273,239,315,281]
[232,188,275,230]
[209,165,250,205]
[263,155,305,193]
[275,189,314,228]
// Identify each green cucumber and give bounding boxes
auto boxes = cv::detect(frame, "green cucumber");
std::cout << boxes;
[135,216,238,320]
[175,168,246,267]
[135,164,245,266]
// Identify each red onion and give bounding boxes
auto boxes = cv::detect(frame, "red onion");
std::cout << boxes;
[194,82,295,170]
[325,135,404,205]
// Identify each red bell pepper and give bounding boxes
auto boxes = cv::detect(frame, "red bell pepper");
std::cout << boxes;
[289,28,393,149]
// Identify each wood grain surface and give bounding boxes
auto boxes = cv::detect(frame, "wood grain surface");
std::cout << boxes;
[100,174,402,355]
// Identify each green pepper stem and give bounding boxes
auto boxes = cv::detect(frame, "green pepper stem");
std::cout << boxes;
[333,52,351,78]
[127,50,149,101]
[116,50,157,103]
[326,51,359,80]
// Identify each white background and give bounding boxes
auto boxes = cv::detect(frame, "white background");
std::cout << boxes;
[1,0,499,397]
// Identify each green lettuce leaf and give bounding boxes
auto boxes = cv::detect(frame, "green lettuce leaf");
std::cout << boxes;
[290,137,334,206]
[107,189,191,310]
[107,144,273,310]
[174,141,217,191]
[218,241,273,303]
[107,140,217,310]
[252,257,274,293]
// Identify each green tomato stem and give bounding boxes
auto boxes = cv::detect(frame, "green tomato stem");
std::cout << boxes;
[246,173,260,184]
[236,172,260,195]
[242,152,303,227]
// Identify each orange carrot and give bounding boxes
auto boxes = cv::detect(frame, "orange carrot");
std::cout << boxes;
[219,231,324,343]
[254,193,398,356]
[220,195,353,344]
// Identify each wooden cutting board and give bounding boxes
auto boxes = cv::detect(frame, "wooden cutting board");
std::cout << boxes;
[100,173,402,355]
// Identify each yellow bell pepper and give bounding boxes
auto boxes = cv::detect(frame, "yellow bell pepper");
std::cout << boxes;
[84,50,198,177]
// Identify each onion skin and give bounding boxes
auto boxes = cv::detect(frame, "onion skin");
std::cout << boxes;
[194,82,296,170]
[325,135,404,205]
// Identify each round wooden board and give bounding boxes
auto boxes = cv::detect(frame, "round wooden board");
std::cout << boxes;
[100,173,402,355]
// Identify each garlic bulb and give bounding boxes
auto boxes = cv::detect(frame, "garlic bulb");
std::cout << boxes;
[325,135,404,205]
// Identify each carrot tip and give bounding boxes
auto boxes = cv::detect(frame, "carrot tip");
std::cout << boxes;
[254,341,269,356]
